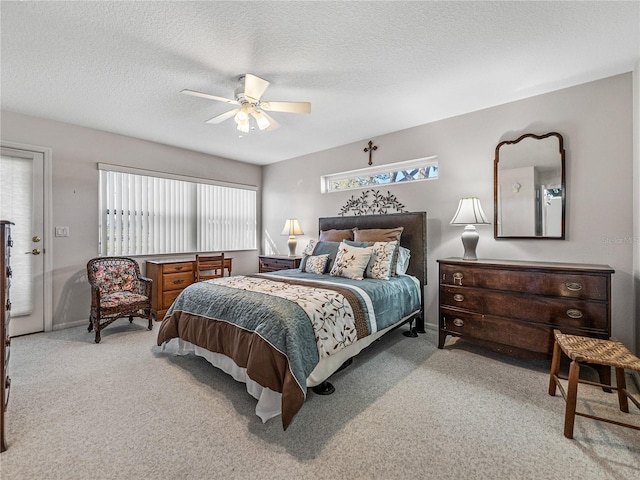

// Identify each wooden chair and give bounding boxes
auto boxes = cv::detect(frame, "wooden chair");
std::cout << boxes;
[86,257,153,343]
[195,253,225,282]
[548,329,640,438]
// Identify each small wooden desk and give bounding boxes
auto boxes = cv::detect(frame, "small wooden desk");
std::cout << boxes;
[146,257,232,319]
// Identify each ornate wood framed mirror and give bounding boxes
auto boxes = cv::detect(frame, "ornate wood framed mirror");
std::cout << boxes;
[494,132,565,239]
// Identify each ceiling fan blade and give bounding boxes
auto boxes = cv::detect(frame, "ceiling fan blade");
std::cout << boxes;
[260,101,311,114]
[243,74,270,102]
[205,109,239,124]
[260,111,280,131]
[181,89,239,105]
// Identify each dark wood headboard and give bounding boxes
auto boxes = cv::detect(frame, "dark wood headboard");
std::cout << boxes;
[318,211,427,287]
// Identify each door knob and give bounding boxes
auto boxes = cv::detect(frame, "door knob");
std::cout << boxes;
[32,235,41,242]
[25,248,41,255]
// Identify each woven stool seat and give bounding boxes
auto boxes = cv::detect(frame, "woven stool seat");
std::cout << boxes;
[554,331,640,370]
[548,329,640,439]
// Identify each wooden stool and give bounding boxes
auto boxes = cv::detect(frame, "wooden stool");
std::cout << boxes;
[548,329,640,438]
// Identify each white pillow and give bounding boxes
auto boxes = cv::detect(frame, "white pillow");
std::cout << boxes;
[329,242,372,280]
[303,254,329,274]
[395,246,411,275]
[301,239,317,256]
[365,241,397,280]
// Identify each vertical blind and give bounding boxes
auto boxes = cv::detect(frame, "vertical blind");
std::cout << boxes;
[98,164,257,256]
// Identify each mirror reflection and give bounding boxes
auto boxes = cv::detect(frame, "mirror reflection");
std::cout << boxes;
[494,132,565,239]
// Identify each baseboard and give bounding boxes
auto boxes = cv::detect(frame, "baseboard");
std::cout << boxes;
[424,322,438,332]
[52,319,87,331]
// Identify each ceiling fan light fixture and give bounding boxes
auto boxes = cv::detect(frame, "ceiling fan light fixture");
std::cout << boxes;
[234,110,249,124]
[236,120,250,133]
[252,110,271,130]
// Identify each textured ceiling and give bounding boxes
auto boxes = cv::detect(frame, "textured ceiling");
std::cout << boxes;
[1,1,639,165]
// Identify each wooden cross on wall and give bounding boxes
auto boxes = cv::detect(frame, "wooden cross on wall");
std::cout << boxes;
[364,140,378,166]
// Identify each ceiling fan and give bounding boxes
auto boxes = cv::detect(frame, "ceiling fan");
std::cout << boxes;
[181,74,311,132]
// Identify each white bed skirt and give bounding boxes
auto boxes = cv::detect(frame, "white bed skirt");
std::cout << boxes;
[163,312,417,423]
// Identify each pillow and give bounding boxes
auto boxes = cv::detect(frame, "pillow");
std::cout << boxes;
[353,227,404,243]
[329,242,372,280]
[319,229,354,242]
[311,241,341,273]
[353,227,404,275]
[301,239,317,256]
[303,254,329,274]
[365,241,397,280]
[395,246,411,275]
[343,239,371,248]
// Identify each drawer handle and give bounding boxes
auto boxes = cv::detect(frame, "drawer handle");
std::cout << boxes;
[173,279,185,285]
[453,294,464,302]
[174,266,183,271]
[566,309,583,319]
[453,272,464,286]
[565,282,583,292]
[452,318,464,327]
[5,301,10,311]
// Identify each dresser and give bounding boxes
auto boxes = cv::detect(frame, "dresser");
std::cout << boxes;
[258,255,301,273]
[1,221,14,452]
[438,258,614,361]
[146,258,232,320]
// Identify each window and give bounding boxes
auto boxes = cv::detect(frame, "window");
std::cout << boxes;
[321,156,438,193]
[98,164,257,256]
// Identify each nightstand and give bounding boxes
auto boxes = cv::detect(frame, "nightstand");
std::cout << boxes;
[258,255,301,273]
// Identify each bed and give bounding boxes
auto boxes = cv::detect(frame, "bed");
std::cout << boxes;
[156,212,427,429]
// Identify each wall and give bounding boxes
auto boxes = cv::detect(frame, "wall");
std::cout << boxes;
[263,74,636,350]
[0,111,262,330]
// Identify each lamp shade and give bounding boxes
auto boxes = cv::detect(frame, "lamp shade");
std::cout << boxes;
[450,197,490,225]
[281,218,304,236]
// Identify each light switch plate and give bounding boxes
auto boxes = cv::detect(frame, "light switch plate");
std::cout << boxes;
[55,226,69,237]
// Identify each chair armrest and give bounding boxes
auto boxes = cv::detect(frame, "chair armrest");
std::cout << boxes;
[139,276,153,297]
[89,284,102,307]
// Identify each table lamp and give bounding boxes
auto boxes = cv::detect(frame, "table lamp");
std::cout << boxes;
[281,218,304,256]
[450,197,490,261]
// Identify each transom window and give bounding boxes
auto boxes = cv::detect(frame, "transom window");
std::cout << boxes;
[98,164,257,256]
[321,156,438,193]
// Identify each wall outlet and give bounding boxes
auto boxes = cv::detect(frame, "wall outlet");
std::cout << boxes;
[55,226,70,237]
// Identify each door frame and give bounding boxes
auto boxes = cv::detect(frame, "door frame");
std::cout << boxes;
[1,140,53,332]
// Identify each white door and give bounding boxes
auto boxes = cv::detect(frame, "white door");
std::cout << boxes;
[0,146,45,336]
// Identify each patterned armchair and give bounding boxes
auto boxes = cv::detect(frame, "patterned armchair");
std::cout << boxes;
[86,257,153,343]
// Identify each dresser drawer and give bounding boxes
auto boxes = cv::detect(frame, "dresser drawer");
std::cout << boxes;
[162,289,183,309]
[440,264,609,301]
[442,308,609,354]
[259,257,298,272]
[162,272,194,291]
[441,309,553,353]
[162,262,193,274]
[440,285,608,331]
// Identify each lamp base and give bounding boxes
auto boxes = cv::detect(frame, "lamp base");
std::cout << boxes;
[460,225,479,261]
[287,236,297,257]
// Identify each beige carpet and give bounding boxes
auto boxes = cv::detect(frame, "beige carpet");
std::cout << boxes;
[1,321,638,480]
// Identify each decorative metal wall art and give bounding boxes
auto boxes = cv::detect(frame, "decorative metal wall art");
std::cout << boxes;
[338,189,406,216]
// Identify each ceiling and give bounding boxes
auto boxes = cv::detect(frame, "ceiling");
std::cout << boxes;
[1,1,638,166]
